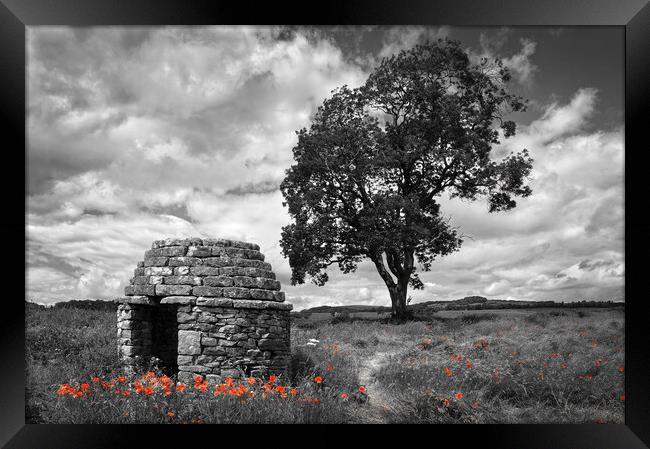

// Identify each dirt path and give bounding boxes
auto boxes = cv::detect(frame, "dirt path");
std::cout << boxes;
[357,350,400,423]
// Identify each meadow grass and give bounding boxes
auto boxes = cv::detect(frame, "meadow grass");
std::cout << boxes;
[26,305,624,424]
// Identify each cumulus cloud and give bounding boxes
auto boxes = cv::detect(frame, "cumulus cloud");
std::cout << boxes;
[26,26,623,308]
[470,28,538,86]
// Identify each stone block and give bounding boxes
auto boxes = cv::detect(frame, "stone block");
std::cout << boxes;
[266,302,293,311]
[144,257,169,267]
[249,289,275,300]
[132,276,150,285]
[203,257,231,267]
[144,266,174,276]
[149,275,164,285]
[160,295,197,305]
[190,266,220,276]
[192,286,223,297]
[202,337,218,346]
[115,295,156,305]
[178,330,201,355]
[232,276,257,288]
[163,275,202,285]
[126,284,156,296]
[187,246,212,257]
[174,266,190,275]
[144,248,163,258]
[258,278,281,291]
[232,299,265,309]
[168,257,203,267]
[156,284,192,296]
[223,287,251,299]
[196,297,233,307]
[177,355,194,365]
[178,365,210,373]
[160,246,187,257]
[272,291,285,302]
[133,267,145,276]
[203,276,234,287]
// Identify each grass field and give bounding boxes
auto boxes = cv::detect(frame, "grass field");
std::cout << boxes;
[26,304,624,424]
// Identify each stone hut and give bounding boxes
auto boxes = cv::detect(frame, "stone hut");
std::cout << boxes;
[115,237,292,383]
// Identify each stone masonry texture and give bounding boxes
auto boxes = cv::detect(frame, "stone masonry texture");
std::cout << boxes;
[116,237,292,382]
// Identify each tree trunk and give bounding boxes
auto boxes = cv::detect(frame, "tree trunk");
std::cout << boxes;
[389,277,410,322]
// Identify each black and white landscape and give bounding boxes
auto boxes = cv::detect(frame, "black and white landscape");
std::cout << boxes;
[26,26,624,425]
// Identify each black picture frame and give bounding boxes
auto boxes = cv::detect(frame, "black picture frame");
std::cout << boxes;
[3,0,649,447]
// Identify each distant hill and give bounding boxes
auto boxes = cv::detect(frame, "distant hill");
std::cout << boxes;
[294,296,624,315]
[25,299,117,312]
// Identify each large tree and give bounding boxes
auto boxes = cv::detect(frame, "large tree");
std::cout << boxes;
[280,39,533,322]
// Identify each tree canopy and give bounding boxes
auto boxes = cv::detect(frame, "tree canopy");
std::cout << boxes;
[280,39,534,321]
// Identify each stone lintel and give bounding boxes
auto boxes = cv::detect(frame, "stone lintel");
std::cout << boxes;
[114,295,156,305]
[160,295,197,305]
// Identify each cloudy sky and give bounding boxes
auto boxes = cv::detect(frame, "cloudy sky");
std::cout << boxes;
[26,26,624,309]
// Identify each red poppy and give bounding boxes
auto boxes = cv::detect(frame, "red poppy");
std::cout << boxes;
[341,393,348,399]
[269,374,277,383]
[314,376,323,384]
[176,383,187,392]
[247,377,256,385]
[290,388,298,396]
[455,393,463,400]
[442,399,449,407]
[359,386,366,394]
[620,394,625,401]
[618,367,625,373]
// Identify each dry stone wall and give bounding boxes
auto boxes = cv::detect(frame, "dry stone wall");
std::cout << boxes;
[116,237,292,382]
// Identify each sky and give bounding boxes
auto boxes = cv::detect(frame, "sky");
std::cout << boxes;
[26,26,624,310]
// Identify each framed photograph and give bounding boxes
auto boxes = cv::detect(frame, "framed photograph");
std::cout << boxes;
[3,0,649,446]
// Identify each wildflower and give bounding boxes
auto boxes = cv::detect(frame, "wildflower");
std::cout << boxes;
[269,374,277,383]
[122,390,130,397]
[455,393,463,400]
[442,399,449,407]
[290,388,298,396]
[443,367,453,377]
[91,377,100,383]
[224,377,234,387]
[80,383,90,390]
[341,393,348,399]
[144,387,154,396]
[176,383,187,392]
[359,386,366,394]
[314,376,323,384]
[466,360,472,369]
[618,367,625,373]
[167,411,175,417]
[163,387,171,396]
[247,377,256,385]
[74,391,83,398]
[456,355,463,361]
[194,376,202,383]
[620,394,625,401]
[263,383,272,393]
[57,384,71,395]
[275,385,286,394]
[117,375,127,383]
[134,384,144,393]
[314,399,319,405]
